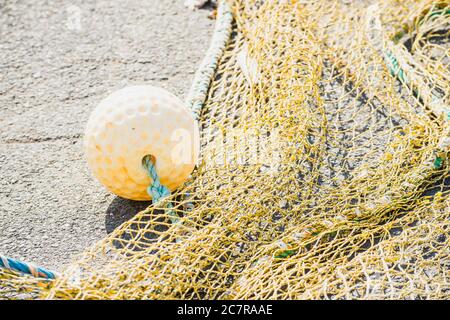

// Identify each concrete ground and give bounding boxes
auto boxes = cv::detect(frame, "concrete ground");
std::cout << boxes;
[0,0,214,271]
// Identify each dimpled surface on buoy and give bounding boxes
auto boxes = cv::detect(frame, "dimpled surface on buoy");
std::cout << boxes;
[84,85,200,200]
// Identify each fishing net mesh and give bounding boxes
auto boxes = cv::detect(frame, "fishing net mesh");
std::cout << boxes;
[1,0,449,299]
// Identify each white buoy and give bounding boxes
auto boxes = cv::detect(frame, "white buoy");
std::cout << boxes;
[84,85,200,200]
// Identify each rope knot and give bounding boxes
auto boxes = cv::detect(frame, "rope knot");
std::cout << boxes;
[142,155,179,223]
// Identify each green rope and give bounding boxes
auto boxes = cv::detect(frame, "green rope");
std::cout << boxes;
[142,155,179,224]
[386,7,449,99]
[186,0,233,120]
[385,8,449,172]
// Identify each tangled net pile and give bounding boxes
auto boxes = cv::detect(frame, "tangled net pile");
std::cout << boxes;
[1,0,449,299]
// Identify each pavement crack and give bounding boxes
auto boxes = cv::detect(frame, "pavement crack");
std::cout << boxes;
[1,133,82,144]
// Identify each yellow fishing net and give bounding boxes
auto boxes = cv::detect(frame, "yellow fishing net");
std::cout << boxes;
[1,0,449,299]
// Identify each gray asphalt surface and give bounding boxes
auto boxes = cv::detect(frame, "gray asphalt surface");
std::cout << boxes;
[0,0,214,271]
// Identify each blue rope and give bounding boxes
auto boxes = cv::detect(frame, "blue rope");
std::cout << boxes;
[142,155,179,223]
[0,254,56,280]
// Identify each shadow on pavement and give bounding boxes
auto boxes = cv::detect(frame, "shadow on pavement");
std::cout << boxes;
[105,197,151,234]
